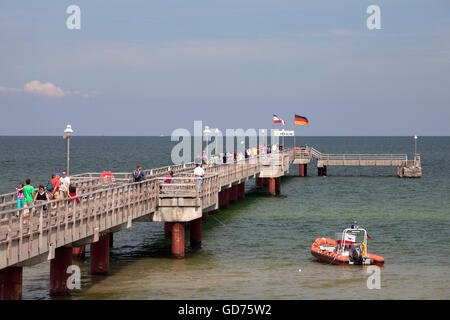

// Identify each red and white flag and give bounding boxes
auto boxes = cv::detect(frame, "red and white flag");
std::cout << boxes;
[273,114,285,125]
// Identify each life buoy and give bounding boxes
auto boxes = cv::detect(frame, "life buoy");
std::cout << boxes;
[100,171,115,184]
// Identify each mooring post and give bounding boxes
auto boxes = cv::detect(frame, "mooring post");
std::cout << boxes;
[171,222,185,258]
[90,233,110,275]
[50,247,72,296]
[0,267,22,300]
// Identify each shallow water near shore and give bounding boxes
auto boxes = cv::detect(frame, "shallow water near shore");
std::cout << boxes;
[1,136,449,299]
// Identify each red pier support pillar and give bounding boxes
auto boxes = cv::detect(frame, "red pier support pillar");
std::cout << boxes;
[0,267,22,300]
[164,222,173,236]
[219,189,229,209]
[275,177,281,195]
[299,164,307,177]
[190,218,202,247]
[230,185,238,203]
[397,165,403,178]
[318,167,323,176]
[268,178,276,196]
[171,222,185,258]
[72,246,86,259]
[263,178,269,187]
[238,182,245,199]
[50,247,72,296]
[90,234,110,275]
[256,177,263,189]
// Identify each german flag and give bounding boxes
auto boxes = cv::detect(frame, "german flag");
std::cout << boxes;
[295,114,309,125]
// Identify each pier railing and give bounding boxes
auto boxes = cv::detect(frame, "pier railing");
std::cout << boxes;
[320,154,407,161]
[318,154,409,166]
[0,178,161,269]
[0,177,121,216]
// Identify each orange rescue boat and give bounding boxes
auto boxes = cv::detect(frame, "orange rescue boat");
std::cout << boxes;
[311,225,384,266]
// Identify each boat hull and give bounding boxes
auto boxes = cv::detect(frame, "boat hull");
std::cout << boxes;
[311,237,384,266]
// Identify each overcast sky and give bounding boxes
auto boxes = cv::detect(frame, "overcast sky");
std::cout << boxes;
[0,0,449,136]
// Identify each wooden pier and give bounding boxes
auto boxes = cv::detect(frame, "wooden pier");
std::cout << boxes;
[0,145,421,299]
[293,147,422,178]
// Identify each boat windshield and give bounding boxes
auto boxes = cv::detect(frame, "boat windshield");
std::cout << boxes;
[337,228,367,245]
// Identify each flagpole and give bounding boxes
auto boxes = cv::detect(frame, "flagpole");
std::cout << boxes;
[294,114,296,149]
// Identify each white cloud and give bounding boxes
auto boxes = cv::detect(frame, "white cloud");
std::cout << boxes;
[24,80,65,97]
[0,80,97,98]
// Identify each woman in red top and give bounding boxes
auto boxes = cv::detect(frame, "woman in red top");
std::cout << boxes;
[68,182,80,204]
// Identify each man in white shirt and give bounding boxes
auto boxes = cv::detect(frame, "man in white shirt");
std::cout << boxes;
[194,164,205,190]
[59,171,71,198]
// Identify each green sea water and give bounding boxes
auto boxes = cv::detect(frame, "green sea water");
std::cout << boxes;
[0,136,448,299]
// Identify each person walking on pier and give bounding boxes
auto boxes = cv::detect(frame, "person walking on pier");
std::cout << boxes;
[162,170,173,184]
[59,171,70,198]
[33,185,50,211]
[132,165,145,182]
[51,174,61,199]
[194,163,205,191]
[23,179,34,218]
[67,181,80,205]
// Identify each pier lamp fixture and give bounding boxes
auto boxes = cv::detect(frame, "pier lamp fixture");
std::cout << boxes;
[204,126,211,162]
[63,124,74,176]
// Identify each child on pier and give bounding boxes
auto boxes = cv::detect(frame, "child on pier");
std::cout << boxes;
[16,182,25,216]
[162,170,174,184]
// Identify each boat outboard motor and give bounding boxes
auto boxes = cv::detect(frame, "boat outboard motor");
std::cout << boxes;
[351,245,363,265]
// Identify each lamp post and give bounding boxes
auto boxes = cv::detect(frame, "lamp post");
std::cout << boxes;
[214,128,220,155]
[414,135,418,155]
[203,126,211,164]
[414,135,418,165]
[64,124,73,175]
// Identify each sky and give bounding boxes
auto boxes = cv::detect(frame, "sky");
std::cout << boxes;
[0,0,449,136]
